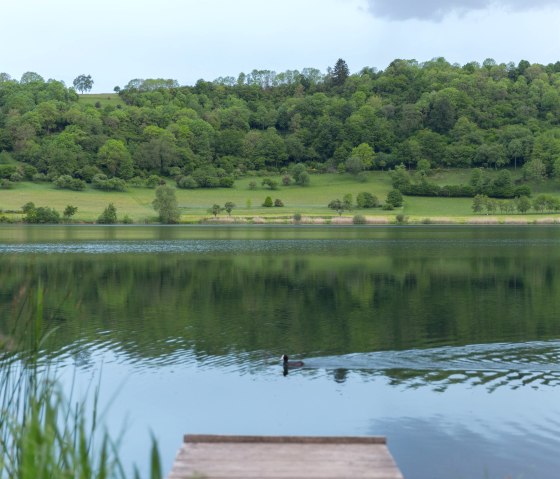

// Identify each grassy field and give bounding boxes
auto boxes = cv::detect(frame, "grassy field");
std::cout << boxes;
[78,93,125,108]
[1,171,559,224]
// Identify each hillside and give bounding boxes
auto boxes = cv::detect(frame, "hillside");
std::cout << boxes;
[1,58,560,194]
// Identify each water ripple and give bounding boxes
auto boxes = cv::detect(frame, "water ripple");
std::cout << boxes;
[2,236,560,255]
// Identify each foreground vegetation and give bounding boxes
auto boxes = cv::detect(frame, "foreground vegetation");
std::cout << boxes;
[0,286,162,479]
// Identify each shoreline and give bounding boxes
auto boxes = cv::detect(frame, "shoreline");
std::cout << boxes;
[2,214,560,226]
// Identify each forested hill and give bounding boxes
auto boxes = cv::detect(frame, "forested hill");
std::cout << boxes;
[1,58,560,187]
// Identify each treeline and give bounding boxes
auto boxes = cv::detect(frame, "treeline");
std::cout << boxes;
[391,166,532,198]
[472,194,560,214]
[2,58,560,188]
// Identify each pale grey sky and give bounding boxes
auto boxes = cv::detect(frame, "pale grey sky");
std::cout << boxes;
[3,0,560,92]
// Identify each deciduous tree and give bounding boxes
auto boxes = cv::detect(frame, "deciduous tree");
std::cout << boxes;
[73,74,94,94]
[152,185,180,223]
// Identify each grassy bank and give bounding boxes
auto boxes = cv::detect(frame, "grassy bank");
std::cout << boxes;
[1,171,559,224]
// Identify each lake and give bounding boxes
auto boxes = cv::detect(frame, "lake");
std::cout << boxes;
[1,225,560,478]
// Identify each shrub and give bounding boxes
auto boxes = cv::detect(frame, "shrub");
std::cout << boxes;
[353,214,367,224]
[10,171,24,182]
[0,179,14,189]
[92,174,126,192]
[32,173,48,183]
[122,214,134,224]
[219,177,234,188]
[25,206,61,224]
[248,181,257,190]
[22,202,36,214]
[176,175,198,189]
[289,163,311,186]
[382,203,394,210]
[293,212,302,222]
[282,175,292,186]
[128,176,145,187]
[295,170,310,186]
[145,175,161,188]
[262,196,273,207]
[76,165,101,182]
[22,164,38,179]
[0,164,17,179]
[261,178,278,190]
[386,189,403,207]
[274,198,284,207]
[513,185,532,198]
[396,214,408,224]
[97,203,117,224]
[54,175,86,191]
[356,192,379,208]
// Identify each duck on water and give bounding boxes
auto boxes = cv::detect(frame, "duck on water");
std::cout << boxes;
[282,354,304,368]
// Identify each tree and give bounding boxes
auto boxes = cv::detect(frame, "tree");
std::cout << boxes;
[152,185,180,223]
[350,143,375,170]
[484,197,497,214]
[331,59,350,86]
[63,205,78,221]
[210,204,222,217]
[262,196,273,207]
[73,74,94,94]
[328,199,345,216]
[533,195,547,213]
[343,193,353,211]
[345,156,364,176]
[98,139,133,179]
[523,158,547,182]
[390,164,411,190]
[515,196,531,214]
[97,203,117,224]
[291,163,310,186]
[472,194,486,214]
[224,201,235,216]
[20,71,44,84]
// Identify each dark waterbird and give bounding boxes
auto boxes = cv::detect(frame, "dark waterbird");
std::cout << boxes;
[282,354,304,368]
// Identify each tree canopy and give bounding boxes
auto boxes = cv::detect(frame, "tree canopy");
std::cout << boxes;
[2,58,560,186]
[73,74,94,94]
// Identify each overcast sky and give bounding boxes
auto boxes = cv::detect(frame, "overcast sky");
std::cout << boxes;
[3,0,560,92]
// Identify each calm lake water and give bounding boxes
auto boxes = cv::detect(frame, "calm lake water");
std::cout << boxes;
[1,225,560,478]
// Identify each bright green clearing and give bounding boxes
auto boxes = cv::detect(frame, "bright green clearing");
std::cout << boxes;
[78,93,125,108]
[1,171,559,223]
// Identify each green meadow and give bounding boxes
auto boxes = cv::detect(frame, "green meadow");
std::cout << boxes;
[1,171,559,223]
[78,93,126,108]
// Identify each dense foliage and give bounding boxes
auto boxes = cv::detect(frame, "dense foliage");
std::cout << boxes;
[2,58,560,188]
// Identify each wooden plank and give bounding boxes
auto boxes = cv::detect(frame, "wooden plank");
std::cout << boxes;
[184,434,388,444]
[168,435,403,479]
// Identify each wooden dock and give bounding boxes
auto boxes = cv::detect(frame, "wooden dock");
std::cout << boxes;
[168,434,404,479]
